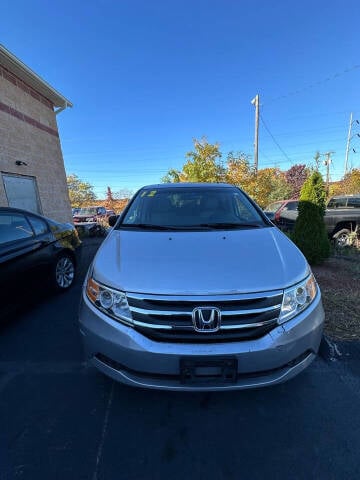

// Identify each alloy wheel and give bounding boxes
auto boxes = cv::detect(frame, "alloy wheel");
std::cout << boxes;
[55,256,75,289]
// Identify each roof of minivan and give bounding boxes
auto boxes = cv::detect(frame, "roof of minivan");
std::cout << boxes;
[141,183,235,189]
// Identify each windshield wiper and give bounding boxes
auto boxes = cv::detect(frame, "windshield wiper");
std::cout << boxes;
[120,223,181,231]
[120,223,262,231]
[198,222,262,229]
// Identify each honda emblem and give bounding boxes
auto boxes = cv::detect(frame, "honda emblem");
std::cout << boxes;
[192,307,221,332]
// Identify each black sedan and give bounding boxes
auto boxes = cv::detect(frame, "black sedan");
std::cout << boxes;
[0,207,81,316]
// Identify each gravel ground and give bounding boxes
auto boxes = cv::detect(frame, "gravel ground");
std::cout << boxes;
[313,251,360,341]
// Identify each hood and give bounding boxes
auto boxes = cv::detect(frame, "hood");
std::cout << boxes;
[91,227,309,295]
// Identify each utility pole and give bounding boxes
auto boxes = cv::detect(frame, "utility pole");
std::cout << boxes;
[251,94,260,174]
[323,152,334,196]
[314,151,321,171]
[344,113,360,176]
[344,112,353,176]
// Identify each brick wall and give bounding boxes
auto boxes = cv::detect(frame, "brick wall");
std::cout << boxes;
[0,70,72,223]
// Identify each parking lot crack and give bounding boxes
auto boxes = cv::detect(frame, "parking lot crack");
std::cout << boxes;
[92,380,114,480]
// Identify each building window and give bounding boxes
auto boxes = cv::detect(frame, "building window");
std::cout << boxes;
[2,173,42,215]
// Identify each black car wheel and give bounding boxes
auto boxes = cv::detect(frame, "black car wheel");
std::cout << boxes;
[53,254,75,290]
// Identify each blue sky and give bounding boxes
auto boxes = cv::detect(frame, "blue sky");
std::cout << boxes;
[2,0,360,197]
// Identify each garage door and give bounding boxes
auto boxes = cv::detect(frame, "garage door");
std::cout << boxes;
[2,174,42,214]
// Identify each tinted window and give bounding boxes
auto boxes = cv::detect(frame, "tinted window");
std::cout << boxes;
[265,201,283,213]
[28,216,48,236]
[284,201,298,211]
[0,213,34,245]
[327,198,347,208]
[347,197,360,208]
[121,187,265,228]
[77,208,97,215]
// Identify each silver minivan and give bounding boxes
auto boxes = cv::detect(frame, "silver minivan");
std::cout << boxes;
[79,183,324,391]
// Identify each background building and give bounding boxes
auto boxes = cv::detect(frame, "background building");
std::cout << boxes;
[0,45,73,222]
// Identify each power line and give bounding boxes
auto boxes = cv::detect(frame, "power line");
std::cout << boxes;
[259,113,292,162]
[261,137,346,149]
[264,65,360,105]
[267,125,345,138]
[271,110,357,121]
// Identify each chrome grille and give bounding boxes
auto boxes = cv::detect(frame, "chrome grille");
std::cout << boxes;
[126,291,283,343]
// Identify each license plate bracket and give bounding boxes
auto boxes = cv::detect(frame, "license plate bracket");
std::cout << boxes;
[180,357,238,385]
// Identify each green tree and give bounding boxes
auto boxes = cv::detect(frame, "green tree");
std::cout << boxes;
[343,168,360,193]
[183,137,225,182]
[162,168,183,183]
[226,155,291,207]
[248,168,291,207]
[162,137,225,183]
[226,152,254,188]
[297,170,327,216]
[67,174,96,207]
[292,171,330,264]
[329,168,360,196]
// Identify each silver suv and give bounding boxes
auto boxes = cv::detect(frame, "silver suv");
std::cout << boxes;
[79,183,324,391]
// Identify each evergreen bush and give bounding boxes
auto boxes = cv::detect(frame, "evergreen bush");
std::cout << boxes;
[298,170,327,216]
[292,172,330,264]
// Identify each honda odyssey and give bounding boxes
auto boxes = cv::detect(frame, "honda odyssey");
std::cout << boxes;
[79,183,324,390]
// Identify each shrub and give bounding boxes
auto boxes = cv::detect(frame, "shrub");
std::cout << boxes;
[292,172,330,264]
[298,170,327,216]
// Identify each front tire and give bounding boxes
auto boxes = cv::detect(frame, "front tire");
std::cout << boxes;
[333,228,351,248]
[53,254,76,291]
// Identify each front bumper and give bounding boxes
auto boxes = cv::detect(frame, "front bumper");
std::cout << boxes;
[79,291,324,391]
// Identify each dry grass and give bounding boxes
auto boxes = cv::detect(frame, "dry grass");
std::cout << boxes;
[312,251,360,340]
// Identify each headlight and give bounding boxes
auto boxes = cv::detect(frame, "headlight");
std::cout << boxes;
[278,274,317,324]
[86,277,133,325]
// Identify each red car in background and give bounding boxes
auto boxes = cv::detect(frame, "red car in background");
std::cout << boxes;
[264,199,299,230]
[73,206,107,224]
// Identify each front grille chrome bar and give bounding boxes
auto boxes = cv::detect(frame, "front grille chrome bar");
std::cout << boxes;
[220,317,278,330]
[132,319,172,330]
[132,317,278,331]
[127,291,283,302]
[130,304,281,317]
[126,290,283,340]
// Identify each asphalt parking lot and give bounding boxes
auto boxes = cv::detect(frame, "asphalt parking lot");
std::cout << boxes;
[1,238,360,480]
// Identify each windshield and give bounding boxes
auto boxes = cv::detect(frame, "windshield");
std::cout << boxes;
[119,187,267,229]
[264,201,284,213]
[77,208,98,215]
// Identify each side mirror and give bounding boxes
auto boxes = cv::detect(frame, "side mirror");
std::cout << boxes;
[108,215,118,227]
